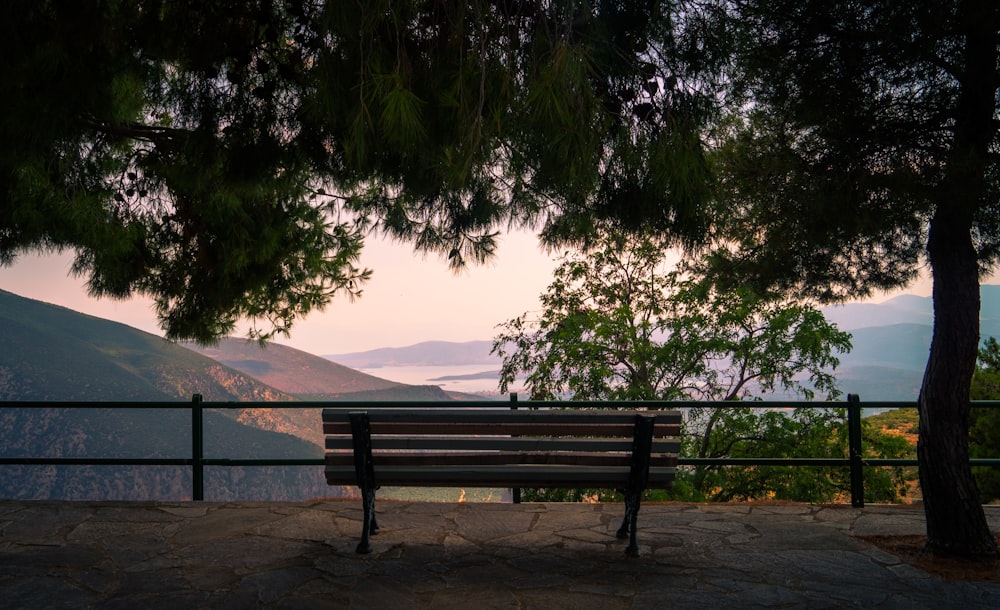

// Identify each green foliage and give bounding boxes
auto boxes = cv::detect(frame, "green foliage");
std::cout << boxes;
[866,409,920,436]
[707,1,999,300]
[2,2,718,343]
[858,422,915,503]
[682,407,849,502]
[970,337,1000,502]
[676,406,911,504]
[491,231,921,502]
[493,232,852,402]
[971,338,1000,401]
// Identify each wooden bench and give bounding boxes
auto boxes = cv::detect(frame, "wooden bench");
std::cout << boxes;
[322,405,680,556]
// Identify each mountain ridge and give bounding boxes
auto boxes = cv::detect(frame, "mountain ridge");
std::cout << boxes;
[313,285,1000,401]
[12,284,1000,408]
[324,339,499,368]
[184,338,406,396]
[0,289,293,402]
[820,285,1000,331]
[0,289,342,500]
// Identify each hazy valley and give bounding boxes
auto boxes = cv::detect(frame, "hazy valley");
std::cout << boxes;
[0,290,476,501]
[3,286,1000,500]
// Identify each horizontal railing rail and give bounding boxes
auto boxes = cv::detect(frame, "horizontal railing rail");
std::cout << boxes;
[1,394,999,506]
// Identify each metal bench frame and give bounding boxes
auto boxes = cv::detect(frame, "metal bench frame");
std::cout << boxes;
[323,407,680,556]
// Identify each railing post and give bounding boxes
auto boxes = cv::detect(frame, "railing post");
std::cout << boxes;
[192,394,204,501]
[510,392,521,504]
[847,393,864,508]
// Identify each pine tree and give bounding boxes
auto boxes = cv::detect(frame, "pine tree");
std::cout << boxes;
[714,0,1000,558]
[1,1,713,343]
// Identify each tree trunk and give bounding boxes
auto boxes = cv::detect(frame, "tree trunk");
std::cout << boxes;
[919,213,996,558]
[917,0,999,559]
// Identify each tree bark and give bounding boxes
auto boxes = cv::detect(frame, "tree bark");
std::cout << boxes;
[917,0,999,559]
[920,210,997,558]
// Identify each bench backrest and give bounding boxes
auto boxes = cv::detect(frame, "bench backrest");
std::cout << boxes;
[323,407,680,490]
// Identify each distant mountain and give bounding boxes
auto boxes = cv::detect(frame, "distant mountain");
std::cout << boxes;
[981,285,1000,337]
[0,290,348,500]
[325,385,462,401]
[842,323,932,371]
[836,366,924,402]
[183,338,469,438]
[430,369,503,382]
[325,340,498,368]
[0,289,292,402]
[314,301,947,401]
[813,286,1000,400]
[0,291,491,500]
[318,288,1000,375]
[822,295,932,330]
[184,338,405,395]
[822,285,1000,333]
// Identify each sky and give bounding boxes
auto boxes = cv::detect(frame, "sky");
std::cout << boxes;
[0,228,946,357]
[0,229,565,356]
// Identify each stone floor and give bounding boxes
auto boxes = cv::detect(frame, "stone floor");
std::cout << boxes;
[1,500,998,608]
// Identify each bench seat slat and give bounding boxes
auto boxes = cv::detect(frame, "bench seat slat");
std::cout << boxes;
[325,452,678,468]
[325,436,680,453]
[322,408,681,426]
[322,407,682,419]
[323,421,680,437]
[324,465,676,488]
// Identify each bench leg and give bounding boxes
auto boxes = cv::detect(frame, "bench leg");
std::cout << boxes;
[357,486,377,554]
[616,491,642,557]
[615,490,630,540]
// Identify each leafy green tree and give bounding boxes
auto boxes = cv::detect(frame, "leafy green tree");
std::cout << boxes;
[677,407,912,503]
[711,0,1000,558]
[2,1,714,344]
[970,337,1000,501]
[492,232,884,501]
[493,233,851,402]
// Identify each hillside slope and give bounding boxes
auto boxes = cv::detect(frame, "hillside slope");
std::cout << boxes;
[325,340,497,368]
[0,404,335,501]
[184,338,404,395]
[0,289,292,402]
[0,290,346,500]
[183,338,472,443]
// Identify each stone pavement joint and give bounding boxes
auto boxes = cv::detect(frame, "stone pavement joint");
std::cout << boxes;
[0,501,998,608]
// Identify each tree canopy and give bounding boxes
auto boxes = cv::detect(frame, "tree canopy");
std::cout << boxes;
[2,0,714,343]
[493,232,851,402]
[711,1,1000,299]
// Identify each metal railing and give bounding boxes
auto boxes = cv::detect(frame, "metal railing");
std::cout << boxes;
[1,394,999,507]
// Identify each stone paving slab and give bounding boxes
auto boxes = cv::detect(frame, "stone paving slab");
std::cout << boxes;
[0,500,998,608]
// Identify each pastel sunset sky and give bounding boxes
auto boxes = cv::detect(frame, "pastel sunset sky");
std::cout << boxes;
[0,229,562,355]
[0,228,946,356]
